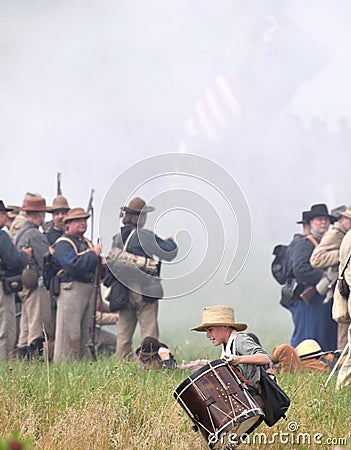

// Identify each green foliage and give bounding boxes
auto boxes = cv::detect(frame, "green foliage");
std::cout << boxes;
[0,358,350,449]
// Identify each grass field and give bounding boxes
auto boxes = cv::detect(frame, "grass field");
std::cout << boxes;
[1,351,351,450]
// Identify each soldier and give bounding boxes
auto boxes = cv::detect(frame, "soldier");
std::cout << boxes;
[336,228,351,390]
[15,196,54,359]
[310,205,351,350]
[289,204,337,351]
[45,195,70,245]
[9,192,40,240]
[0,201,31,361]
[2,205,20,235]
[109,197,178,361]
[272,339,346,374]
[52,207,102,361]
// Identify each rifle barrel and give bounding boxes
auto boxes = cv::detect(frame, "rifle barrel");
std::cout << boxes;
[57,172,62,195]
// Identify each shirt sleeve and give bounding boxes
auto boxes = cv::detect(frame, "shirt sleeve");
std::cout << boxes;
[137,229,178,261]
[54,239,98,278]
[0,231,28,275]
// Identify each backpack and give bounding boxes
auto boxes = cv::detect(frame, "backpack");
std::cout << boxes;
[259,368,290,426]
[271,244,290,285]
[42,247,62,293]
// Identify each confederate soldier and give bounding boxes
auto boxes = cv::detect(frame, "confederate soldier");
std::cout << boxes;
[2,205,20,235]
[289,204,337,351]
[272,339,346,374]
[45,195,70,245]
[336,228,351,390]
[310,205,351,350]
[15,196,54,358]
[9,192,40,240]
[52,207,102,361]
[0,201,31,361]
[109,197,178,361]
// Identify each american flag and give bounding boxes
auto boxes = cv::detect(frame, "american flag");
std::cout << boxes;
[179,74,243,153]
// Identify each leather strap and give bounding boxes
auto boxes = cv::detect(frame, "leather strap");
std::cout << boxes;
[306,234,319,248]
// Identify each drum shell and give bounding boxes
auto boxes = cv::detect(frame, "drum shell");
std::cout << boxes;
[174,359,264,448]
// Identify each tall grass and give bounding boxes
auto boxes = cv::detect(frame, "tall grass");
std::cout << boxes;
[0,357,350,449]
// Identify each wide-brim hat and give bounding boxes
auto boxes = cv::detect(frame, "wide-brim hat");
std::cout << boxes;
[340,205,351,220]
[121,197,155,215]
[6,205,20,218]
[296,211,309,225]
[0,200,14,213]
[331,205,347,221]
[305,203,335,223]
[63,207,90,223]
[296,339,326,359]
[21,197,51,212]
[50,195,70,213]
[191,305,247,332]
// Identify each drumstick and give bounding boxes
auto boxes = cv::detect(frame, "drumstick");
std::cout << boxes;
[323,342,349,388]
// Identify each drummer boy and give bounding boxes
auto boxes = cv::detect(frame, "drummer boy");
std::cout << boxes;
[191,305,272,404]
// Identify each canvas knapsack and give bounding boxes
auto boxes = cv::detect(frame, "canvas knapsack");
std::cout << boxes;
[259,368,290,426]
[271,244,290,285]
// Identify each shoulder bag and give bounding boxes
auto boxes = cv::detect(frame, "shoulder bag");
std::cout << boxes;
[332,250,351,324]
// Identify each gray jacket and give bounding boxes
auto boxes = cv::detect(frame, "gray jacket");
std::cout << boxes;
[15,220,49,276]
[221,331,271,392]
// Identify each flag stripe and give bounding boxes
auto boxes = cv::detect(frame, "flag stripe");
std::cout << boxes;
[179,73,243,152]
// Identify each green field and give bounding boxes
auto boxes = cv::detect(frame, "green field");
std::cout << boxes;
[1,350,350,450]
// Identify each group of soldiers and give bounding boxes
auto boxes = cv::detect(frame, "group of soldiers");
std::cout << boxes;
[275,202,351,388]
[0,191,178,365]
[0,192,117,363]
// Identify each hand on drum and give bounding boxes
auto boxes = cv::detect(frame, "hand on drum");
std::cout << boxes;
[223,353,241,365]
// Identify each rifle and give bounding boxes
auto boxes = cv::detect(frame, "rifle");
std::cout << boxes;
[86,189,95,242]
[57,172,62,195]
[87,245,103,361]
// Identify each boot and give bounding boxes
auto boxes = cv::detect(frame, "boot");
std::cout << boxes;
[29,338,45,361]
[14,346,29,360]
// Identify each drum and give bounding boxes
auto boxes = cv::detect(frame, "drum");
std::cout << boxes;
[174,359,264,449]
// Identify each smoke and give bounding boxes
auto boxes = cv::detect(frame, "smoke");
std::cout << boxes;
[1,0,351,348]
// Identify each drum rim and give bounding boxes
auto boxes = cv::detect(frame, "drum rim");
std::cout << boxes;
[174,359,226,396]
[208,413,264,449]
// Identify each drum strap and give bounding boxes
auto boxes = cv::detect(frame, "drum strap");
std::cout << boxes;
[231,364,250,386]
[222,332,251,385]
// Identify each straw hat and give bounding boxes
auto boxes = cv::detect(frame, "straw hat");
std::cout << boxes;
[296,339,325,359]
[63,207,90,223]
[121,197,155,215]
[21,197,51,212]
[51,195,70,212]
[191,305,247,332]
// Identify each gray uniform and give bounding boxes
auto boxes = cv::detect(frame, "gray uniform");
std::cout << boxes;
[15,220,53,355]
